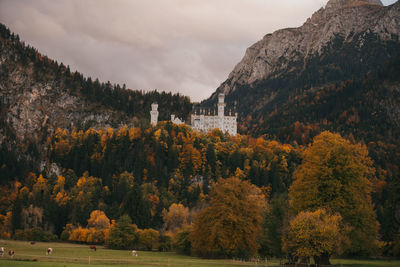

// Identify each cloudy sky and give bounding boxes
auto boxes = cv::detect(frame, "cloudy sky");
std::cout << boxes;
[0,0,397,101]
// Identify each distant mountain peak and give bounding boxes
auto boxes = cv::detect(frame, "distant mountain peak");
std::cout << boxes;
[326,0,383,10]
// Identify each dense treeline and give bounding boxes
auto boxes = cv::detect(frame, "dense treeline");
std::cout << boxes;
[1,123,397,262]
[1,129,389,264]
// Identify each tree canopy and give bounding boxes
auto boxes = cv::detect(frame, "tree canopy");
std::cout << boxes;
[283,209,347,265]
[289,131,379,255]
[190,177,266,258]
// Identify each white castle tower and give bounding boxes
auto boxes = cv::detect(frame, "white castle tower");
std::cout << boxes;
[217,93,226,130]
[150,103,159,126]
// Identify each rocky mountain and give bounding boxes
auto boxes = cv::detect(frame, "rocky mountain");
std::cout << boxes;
[205,0,400,240]
[217,0,396,94]
[0,23,192,178]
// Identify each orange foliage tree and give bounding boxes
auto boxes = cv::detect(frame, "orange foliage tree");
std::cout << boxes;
[190,177,266,258]
[162,203,189,234]
[87,210,111,229]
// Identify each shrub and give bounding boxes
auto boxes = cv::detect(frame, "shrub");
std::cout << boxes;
[14,227,57,241]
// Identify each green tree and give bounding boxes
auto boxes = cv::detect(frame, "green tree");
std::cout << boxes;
[174,225,193,255]
[138,228,160,250]
[105,215,138,249]
[260,195,288,258]
[289,131,379,255]
[190,177,266,258]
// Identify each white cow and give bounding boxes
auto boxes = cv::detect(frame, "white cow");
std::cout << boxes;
[131,250,138,256]
[0,247,4,257]
[46,247,53,255]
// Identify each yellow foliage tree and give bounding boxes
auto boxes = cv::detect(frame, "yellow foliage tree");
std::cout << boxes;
[86,228,109,244]
[283,209,347,265]
[87,210,111,229]
[138,228,160,250]
[69,226,89,243]
[52,176,71,206]
[289,131,379,255]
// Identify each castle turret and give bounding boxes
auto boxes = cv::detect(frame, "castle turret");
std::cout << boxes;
[217,93,226,130]
[150,103,159,126]
[218,93,226,117]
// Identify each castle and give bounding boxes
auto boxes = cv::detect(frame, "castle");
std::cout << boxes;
[150,93,237,135]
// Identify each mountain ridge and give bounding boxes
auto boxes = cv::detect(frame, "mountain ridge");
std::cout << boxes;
[213,0,398,98]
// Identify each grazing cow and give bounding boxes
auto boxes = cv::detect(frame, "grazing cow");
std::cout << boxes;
[8,249,14,258]
[46,248,53,255]
[131,250,138,256]
[89,245,96,251]
[0,247,4,257]
[30,241,36,245]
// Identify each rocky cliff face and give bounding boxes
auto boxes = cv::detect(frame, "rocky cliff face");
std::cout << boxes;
[1,66,131,143]
[0,34,137,148]
[216,0,398,95]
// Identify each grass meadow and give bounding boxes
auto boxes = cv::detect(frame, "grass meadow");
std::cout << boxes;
[0,240,399,267]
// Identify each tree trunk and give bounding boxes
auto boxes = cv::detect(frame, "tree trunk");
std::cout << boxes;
[314,253,331,265]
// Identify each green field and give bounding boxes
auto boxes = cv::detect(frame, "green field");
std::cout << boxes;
[0,240,399,267]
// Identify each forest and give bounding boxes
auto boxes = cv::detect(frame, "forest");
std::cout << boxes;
[0,122,398,264]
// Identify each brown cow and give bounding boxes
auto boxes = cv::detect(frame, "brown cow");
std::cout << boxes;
[89,245,96,251]
[8,249,14,258]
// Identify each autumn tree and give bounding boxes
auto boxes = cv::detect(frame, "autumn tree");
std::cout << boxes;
[190,177,266,258]
[87,210,111,229]
[162,203,189,234]
[0,212,11,238]
[50,175,71,235]
[138,228,160,250]
[70,172,104,226]
[283,209,347,265]
[289,131,379,255]
[32,174,49,206]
